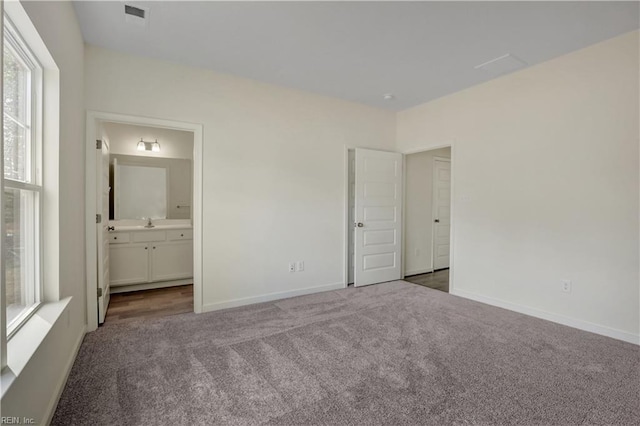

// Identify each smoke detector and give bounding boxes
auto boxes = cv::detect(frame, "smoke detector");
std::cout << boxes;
[124,4,149,27]
[474,54,527,76]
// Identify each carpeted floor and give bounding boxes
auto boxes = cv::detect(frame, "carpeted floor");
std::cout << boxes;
[52,281,639,425]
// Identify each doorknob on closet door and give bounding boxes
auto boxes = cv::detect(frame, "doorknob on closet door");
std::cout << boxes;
[434,219,440,223]
[355,222,364,228]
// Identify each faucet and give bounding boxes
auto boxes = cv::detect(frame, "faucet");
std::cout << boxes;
[144,217,154,228]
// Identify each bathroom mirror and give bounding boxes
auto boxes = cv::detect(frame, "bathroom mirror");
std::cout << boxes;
[115,164,167,220]
[110,154,192,220]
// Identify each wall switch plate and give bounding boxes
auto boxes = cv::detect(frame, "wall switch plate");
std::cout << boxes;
[296,261,304,272]
[289,263,295,273]
[561,280,571,293]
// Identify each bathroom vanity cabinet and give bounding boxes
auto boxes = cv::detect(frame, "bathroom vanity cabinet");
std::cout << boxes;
[109,227,193,292]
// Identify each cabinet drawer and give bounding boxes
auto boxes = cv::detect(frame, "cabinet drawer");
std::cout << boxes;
[132,230,166,243]
[109,233,130,244]
[167,229,193,241]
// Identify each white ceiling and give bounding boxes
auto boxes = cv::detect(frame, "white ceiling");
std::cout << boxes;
[74,1,639,111]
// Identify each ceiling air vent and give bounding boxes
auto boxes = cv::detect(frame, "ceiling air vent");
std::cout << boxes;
[124,4,149,27]
[474,54,527,77]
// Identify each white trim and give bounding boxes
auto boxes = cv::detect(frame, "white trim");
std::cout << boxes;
[451,288,640,345]
[203,282,345,313]
[85,111,204,332]
[42,324,86,426]
[401,153,407,278]
[401,141,454,156]
[110,278,192,294]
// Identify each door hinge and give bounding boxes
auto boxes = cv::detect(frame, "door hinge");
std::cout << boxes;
[96,139,102,149]
[96,214,102,224]
[97,288,103,298]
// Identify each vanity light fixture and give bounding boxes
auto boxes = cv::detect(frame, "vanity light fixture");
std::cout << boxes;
[136,138,161,153]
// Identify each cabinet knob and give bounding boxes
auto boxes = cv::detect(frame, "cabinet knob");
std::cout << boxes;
[145,247,148,250]
[180,233,184,237]
[153,246,156,249]
[114,237,117,240]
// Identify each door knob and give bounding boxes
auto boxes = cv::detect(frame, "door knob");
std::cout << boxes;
[355,222,364,227]
[434,219,440,223]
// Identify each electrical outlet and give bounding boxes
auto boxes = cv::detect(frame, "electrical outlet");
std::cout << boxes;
[296,261,304,272]
[561,280,571,293]
[289,263,295,273]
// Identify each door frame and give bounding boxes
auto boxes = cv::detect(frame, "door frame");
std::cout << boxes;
[342,143,456,291]
[431,156,451,272]
[85,110,204,332]
[401,142,455,292]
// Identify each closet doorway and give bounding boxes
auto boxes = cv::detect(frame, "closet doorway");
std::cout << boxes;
[403,147,452,292]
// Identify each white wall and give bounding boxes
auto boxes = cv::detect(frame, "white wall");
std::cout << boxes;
[103,122,193,159]
[404,147,451,275]
[2,1,87,422]
[85,45,397,310]
[397,31,640,343]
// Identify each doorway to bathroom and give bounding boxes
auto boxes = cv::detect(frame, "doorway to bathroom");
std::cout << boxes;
[85,112,203,330]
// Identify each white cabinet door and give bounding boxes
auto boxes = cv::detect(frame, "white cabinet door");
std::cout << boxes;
[354,148,403,287]
[110,244,149,285]
[150,241,193,282]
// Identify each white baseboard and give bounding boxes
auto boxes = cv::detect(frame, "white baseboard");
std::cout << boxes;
[43,324,86,425]
[202,282,345,313]
[404,268,433,277]
[450,288,639,345]
[111,278,192,294]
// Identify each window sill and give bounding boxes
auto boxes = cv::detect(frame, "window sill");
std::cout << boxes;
[0,297,71,398]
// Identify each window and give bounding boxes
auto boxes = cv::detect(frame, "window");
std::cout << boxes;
[3,16,43,337]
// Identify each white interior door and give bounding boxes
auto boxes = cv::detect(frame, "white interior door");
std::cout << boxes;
[432,158,451,270]
[97,139,111,323]
[354,148,403,287]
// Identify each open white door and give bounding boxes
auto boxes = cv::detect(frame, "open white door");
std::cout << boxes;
[354,148,403,287]
[97,139,111,323]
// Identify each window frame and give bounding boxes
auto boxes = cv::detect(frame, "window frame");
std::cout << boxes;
[3,14,44,340]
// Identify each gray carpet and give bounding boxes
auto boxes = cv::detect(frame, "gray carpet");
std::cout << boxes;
[52,281,639,425]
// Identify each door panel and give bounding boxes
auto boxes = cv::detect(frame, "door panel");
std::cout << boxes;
[433,158,451,270]
[97,139,111,324]
[354,148,403,287]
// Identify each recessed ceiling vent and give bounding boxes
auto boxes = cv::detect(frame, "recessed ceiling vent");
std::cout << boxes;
[124,4,149,27]
[474,54,527,77]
